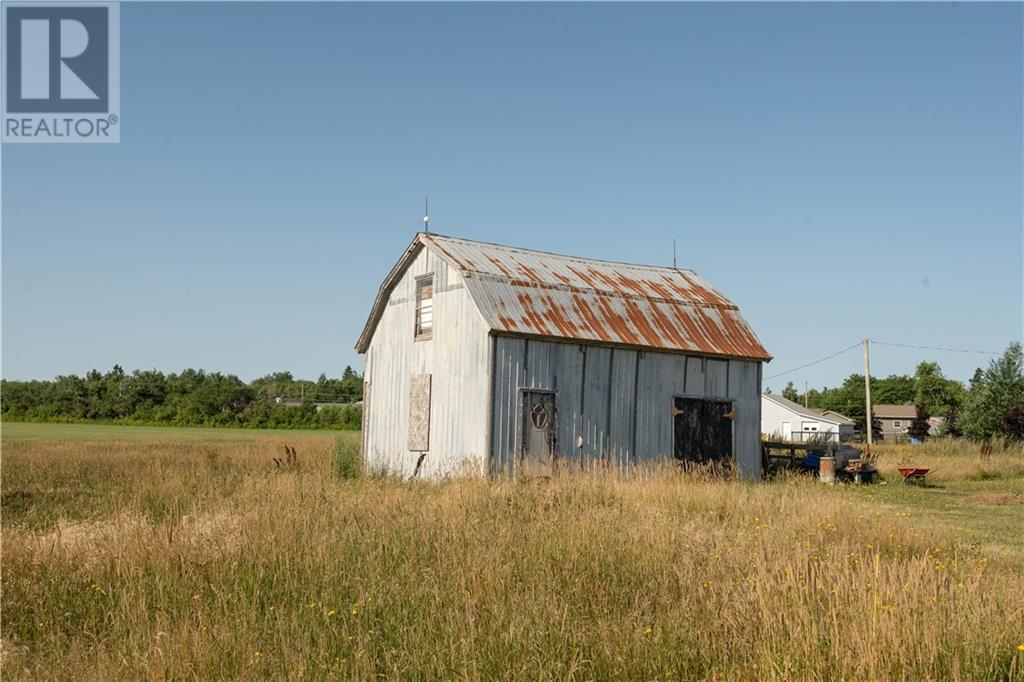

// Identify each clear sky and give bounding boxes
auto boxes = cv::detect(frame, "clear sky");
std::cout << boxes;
[2,2,1021,389]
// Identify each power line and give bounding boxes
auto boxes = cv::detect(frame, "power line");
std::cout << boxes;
[762,337,1002,385]
[869,339,1000,356]
[763,341,862,381]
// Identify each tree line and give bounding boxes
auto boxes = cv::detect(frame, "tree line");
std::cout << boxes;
[767,342,1024,442]
[1,366,364,430]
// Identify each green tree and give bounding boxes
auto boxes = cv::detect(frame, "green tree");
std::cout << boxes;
[962,342,1024,441]
[913,362,965,416]
[939,405,963,438]
[854,409,882,441]
[817,374,869,422]
[872,375,915,405]
[781,382,799,403]
[907,404,931,441]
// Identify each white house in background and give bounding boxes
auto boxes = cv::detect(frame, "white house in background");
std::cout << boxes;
[761,393,854,442]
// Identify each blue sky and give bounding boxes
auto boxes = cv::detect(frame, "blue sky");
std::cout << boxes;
[2,2,1021,389]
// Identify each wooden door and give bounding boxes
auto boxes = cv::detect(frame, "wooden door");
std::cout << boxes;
[672,397,734,464]
[521,391,556,475]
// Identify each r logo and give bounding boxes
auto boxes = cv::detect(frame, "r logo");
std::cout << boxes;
[5,6,109,113]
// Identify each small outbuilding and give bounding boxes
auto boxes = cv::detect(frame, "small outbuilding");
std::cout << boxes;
[760,393,854,442]
[356,233,771,478]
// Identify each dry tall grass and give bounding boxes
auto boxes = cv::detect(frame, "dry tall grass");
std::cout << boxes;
[870,438,1024,482]
[2,430,1023,680]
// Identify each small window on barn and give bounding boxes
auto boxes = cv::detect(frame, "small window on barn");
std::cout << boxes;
[892,420,901,428]
[415,275,433,339]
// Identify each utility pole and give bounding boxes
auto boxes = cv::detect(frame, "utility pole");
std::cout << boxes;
[863,338,873,447]
[804,381,808,408]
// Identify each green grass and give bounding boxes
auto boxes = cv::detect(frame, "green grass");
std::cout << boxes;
[847,477,1024,562]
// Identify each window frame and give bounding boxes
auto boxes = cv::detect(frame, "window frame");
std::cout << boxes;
[414,274,434,341]
[892,420,901,428]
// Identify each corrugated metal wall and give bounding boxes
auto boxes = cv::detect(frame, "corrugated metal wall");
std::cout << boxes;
[490,336,763,479]
[364,248,491,477]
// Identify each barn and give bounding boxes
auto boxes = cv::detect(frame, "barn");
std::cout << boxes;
[355,233,772,479]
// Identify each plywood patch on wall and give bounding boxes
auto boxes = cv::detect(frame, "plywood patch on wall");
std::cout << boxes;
[408,374,432,451]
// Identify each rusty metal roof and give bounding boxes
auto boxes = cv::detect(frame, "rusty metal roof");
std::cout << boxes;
[356,233,771,361]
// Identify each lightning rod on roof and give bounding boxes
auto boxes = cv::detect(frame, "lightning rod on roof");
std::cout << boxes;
[673,238,677,269]
[423,196,430,233]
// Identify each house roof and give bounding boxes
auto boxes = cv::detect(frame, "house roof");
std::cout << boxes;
[873,404,917,419]
[821,410,855,425]
[356,233,771,361]
[761,393,853,426]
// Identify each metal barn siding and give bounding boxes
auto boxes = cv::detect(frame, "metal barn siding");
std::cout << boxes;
[358,233,769,479]
[489,337,764,479]
[362,247,491,477]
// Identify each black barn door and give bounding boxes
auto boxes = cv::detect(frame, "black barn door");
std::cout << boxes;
[672,397,734,464]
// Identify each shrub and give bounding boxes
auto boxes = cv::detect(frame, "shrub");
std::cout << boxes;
[331,436,362,479]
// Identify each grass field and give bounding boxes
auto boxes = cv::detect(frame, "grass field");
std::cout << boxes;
[2,422,1023,680]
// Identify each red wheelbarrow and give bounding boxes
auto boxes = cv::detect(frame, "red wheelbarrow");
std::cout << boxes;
[897,467,931,484]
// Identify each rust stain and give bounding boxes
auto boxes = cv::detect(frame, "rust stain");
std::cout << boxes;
[644,279,675,300]
[539,294,579,337]
[594,296,641,345]
[416,234,770,360]
[660,273,696,302]
[421,236,469,270]
[621,297,663,347]
[715,308,770,359]
[679,272,731,307]
[568,266,598,289]
[516,260,544,283]
[646,301,690,349]
[516,292,552,335]
[503,281,768,358]
[487,256,514,278]
[590,268,623,293]
[572,295,608,340]
[615,274,651,299]
[669,302,716,354]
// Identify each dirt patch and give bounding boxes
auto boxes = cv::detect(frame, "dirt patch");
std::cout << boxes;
[962,491,1024,507]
